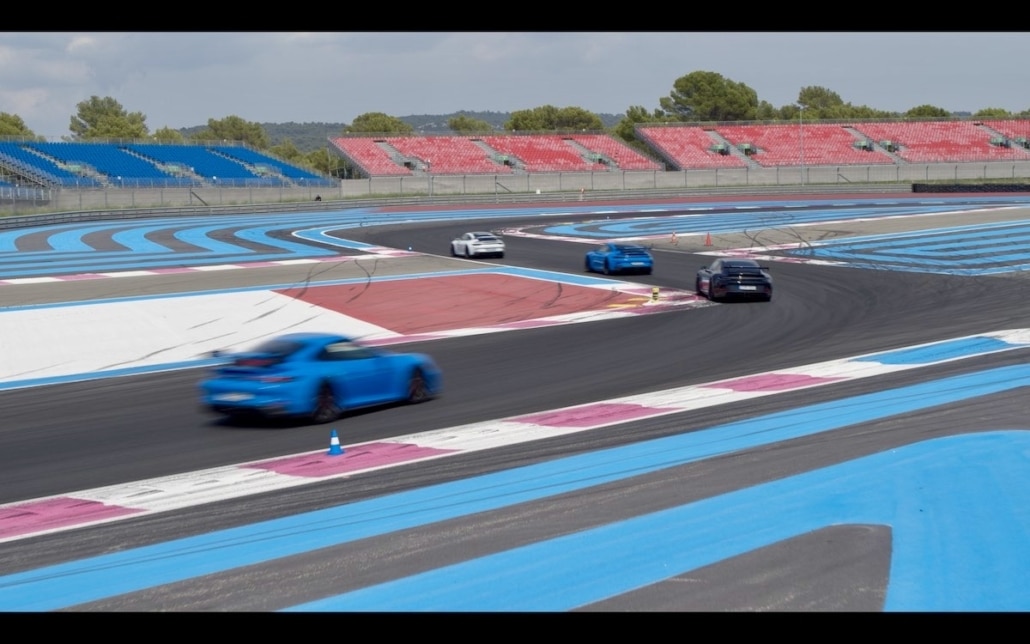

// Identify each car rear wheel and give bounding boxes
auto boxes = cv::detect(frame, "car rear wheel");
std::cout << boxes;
[603,261,611,275]
[310,382,341,424]
[406,368,431,403]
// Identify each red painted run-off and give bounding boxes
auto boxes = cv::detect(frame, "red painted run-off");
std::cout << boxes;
[0,497,143,539]
[276,273,647,335]
[247,442,457,478]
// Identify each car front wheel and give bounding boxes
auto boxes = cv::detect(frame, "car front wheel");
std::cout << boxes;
[310,382,341,424]
[406,368,432,403]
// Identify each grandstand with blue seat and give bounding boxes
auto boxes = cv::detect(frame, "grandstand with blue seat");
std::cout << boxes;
[0,141,103,187]
[210,145,335,187]
[26,141,195,188]
[126,143,272,187]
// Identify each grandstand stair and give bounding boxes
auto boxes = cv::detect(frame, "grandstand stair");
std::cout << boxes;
[210,149,272,178]
[374,141,411,171]
[564,138,613,170]
[844,127,906,163]
[707,131,761,169]
[472,139,524,173]
[976,123,1030,157]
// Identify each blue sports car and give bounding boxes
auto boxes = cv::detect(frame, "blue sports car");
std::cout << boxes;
[584,242,654,275]
[199,332,442,424]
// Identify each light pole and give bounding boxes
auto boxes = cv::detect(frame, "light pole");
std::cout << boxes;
[797,104,806,186]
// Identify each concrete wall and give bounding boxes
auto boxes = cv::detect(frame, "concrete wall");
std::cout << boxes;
[2,161,1029,218]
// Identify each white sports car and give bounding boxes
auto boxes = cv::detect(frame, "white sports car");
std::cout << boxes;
[450,231,505,258]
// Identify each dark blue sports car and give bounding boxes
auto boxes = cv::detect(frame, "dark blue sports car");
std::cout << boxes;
[199,332,442,424]
[696,258,773,302]
[584,242,654,275]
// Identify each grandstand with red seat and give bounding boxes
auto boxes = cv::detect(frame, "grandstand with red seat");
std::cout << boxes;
[386,136,511,174]
[714,123,895,166]
[330,137,413,176]
[635,126,748,170]
[981,119,1030,150]
[852,121,1030,163]
[479,135,606,172]
[566,134,663,171]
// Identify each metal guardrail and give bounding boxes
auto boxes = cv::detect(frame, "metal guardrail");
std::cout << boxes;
[0,183,912,231]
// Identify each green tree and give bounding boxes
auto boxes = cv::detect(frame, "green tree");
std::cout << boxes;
[344,112,413,135]
[973,107,1013,119]
[797,86,844,113]
[305,147,339,176]
[780,100,896,122]
[846,104,900,120]
[0,112,35,138]
[504,105,603,132]
[191,115,270,148]
[310,147,360,179]
[152,126,185,143]
[269,138,304,163]
[754,100,779,121]
[69,96,148,140]
[905,104,951,119]
[553,106,603,130]
[659,71,759,122]
[612,105,667,143]
[448,114,496,133]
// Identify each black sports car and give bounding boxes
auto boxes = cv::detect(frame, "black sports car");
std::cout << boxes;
[696,258,773,302]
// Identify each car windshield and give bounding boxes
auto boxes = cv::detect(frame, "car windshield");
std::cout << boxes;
[249,338,305,358]
[725,263,763,273]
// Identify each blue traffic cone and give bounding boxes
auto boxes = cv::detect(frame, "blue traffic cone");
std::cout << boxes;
[327,429,344,456]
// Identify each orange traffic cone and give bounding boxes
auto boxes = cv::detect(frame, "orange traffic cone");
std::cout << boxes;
[704,232,712,247]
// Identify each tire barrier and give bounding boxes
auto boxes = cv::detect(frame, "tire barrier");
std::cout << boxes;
[912,182,1030,193]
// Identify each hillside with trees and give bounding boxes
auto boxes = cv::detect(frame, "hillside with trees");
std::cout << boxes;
[192,110,626,155]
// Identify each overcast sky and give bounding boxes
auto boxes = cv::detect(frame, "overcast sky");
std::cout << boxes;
[2,32,1028,139]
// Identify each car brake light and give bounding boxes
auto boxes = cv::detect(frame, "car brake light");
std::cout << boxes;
[237,358,275,367]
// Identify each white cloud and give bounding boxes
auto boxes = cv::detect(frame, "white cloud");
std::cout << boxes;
[65,35,99,53]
